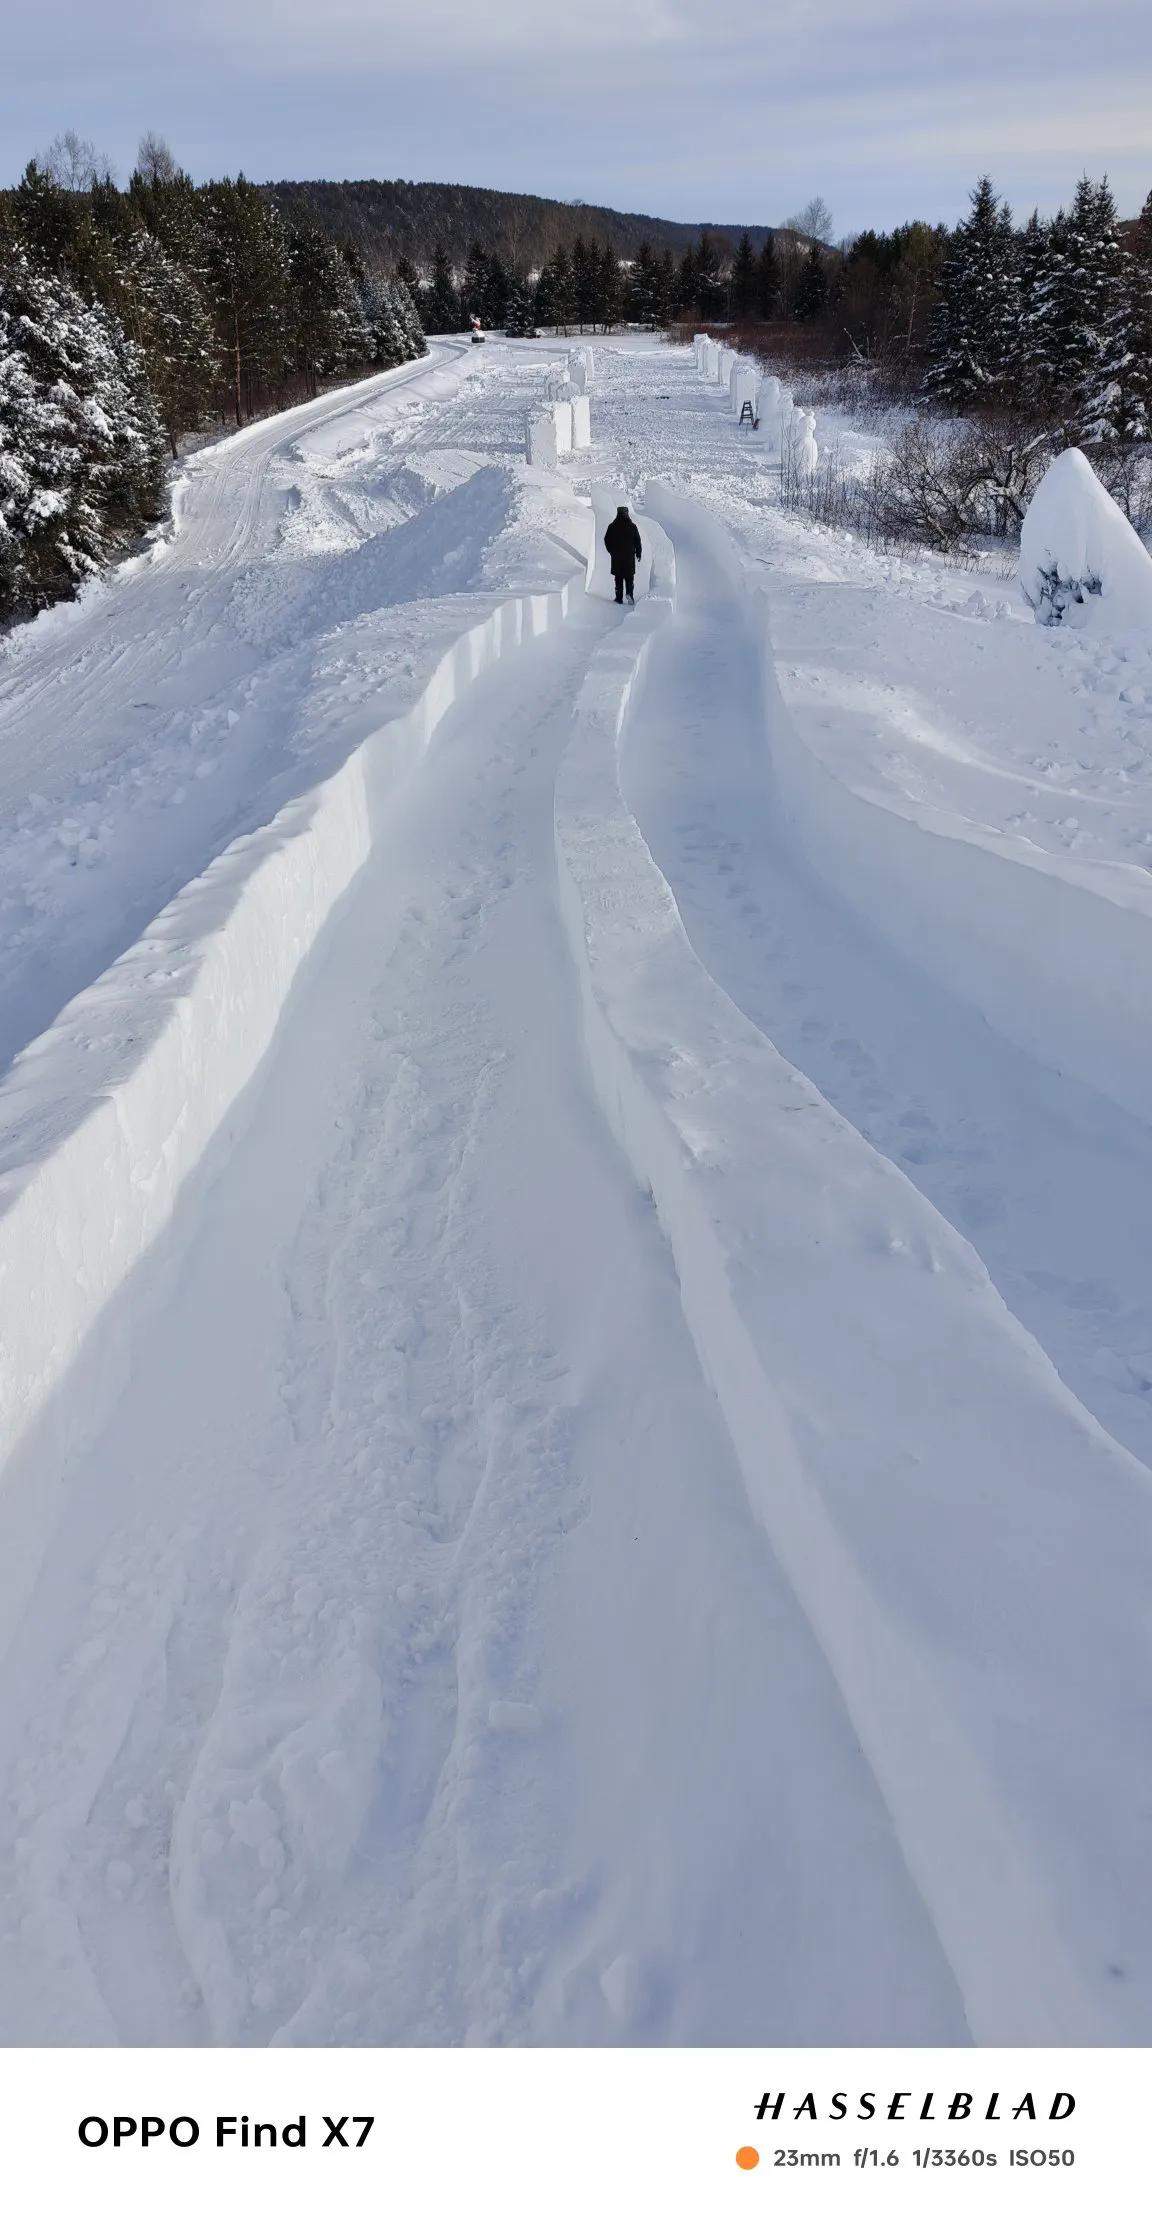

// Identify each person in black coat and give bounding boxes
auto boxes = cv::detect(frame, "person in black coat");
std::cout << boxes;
[604,505,642,603]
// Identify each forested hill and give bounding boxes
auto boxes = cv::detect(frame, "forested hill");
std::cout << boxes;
[264,177,775,273]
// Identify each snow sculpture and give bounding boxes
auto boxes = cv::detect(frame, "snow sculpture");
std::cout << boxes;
[552,399,574,456]
[784,406,818,475]
[1019,447,1152,631]
[568,355,589,395]
[526,412,559,467]
[757,375,782,427]
[733,365,759,421]
[571,393,592,450]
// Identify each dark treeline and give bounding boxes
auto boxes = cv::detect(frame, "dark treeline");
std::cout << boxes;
[422,227,821,336]
[267,176,772,275]
[0,135,427,627]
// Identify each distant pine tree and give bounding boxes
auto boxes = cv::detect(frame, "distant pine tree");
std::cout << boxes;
[550,244,576,332]
[655,248,678,325]
[570,235,595,330]
[755,234,780,320]
[483,250,510,327]
[626,240,660,326]
[502,274,537,336]
[694,231,724,317]
[794,240,829,321]
[461,240,489,323]
[597,239,622,330]
[426,242,459,333]
[730,231,756,320]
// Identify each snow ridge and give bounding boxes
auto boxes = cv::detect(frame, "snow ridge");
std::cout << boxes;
[0,570,573,1638]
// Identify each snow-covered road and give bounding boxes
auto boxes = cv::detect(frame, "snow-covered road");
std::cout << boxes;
[2,337,1152,2047]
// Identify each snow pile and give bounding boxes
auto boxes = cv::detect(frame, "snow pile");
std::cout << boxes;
[1019,447,1152,632]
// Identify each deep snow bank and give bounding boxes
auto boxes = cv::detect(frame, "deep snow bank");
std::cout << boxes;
[758,585,1152,1125]
[0,572,573,1620]
[554,482,1152,2044]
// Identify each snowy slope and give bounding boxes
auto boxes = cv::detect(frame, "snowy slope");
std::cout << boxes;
[1,336,1152,2047]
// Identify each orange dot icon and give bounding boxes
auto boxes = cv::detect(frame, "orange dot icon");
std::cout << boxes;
[736,2146,760,2170]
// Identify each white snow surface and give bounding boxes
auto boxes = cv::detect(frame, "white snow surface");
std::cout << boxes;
[2,337,1152,2046]
[1020,445,1152,632]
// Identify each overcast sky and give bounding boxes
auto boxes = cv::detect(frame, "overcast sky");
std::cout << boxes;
[5,0,1151,234]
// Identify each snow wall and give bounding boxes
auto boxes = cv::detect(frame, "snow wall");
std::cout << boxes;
[553,480,1144,2044]
[0,565,582,1643]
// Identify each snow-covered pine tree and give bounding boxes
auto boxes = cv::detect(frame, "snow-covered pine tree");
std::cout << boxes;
[395,255,423,321]
[1123,189,1152,441]
[461,241,489,324]
[287,226,368,396]
[426,243,459,334]
[1020,178,1134,439]
[924,175,1017,408]
[112,227,218,452]
[353,264,407,368]
[502,274,537,337]
[0,246,165,624]
[483,251,510,328]
[1071,180,1140,440]
[392,274,428,357]
[626,241,658,326]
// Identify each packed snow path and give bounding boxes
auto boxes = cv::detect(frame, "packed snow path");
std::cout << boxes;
[0,599,967,2047]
